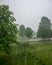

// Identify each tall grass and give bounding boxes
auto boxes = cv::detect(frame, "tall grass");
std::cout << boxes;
[0,41,52,65]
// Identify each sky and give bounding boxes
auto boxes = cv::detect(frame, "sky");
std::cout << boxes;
[0,0,52,32]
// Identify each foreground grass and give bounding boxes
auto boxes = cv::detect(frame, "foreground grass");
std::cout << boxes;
[29,41,52,65]
[0,41,52,65]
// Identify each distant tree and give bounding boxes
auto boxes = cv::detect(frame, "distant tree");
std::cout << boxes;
[32,32,37,38]
[37,16,51,40]
[0,5,18,53]
[25,27,33,39]
[51,30,52,37]
[19,25,26,40]
[51,24,52,37]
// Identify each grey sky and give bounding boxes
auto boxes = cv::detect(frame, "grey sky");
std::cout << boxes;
[0,0,52,32]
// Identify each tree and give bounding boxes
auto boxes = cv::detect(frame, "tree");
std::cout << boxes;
[0,5,18,53]
[50,23,52,38]
[37,16,51,40]
[25,27,33,39]
[19,24,26,39]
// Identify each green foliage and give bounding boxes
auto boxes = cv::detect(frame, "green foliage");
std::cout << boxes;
[19,25,26,38]
[25,27,33,38]
[37,16,51,40]
[51,30,52,37]
[0,5,18,53]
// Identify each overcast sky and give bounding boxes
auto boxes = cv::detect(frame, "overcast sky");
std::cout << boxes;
[0,0,52,32]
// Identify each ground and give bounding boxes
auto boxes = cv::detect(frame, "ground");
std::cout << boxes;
[0,41,52,65]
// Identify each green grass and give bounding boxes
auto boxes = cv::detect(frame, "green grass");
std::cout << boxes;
[0,41,52,65]
[29,41,52,65]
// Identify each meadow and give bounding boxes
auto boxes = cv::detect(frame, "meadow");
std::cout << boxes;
[0,41,52,65]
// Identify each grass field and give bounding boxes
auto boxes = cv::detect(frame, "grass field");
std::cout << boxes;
[0,41,52,65]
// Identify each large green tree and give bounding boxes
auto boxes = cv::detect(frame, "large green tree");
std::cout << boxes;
[0,5,18,53]
[37,16,51,40]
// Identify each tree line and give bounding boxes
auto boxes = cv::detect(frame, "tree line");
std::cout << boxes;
[19,16,52,41]
[19,25,33,39]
